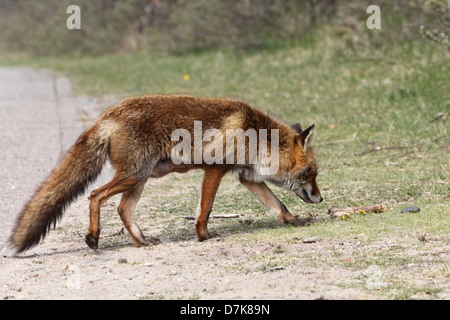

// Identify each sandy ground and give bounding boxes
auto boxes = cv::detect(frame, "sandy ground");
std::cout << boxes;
[0,207,365,300]
[0,68,447,300]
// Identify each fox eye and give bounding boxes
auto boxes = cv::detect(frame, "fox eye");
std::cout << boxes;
[294,167,311,182]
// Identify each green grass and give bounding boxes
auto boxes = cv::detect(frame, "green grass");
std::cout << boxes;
[2,34,449,299]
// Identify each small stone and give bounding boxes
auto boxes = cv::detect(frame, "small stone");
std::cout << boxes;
[118,258,128,264]
[401,207,420,213]
[303,236,321,243]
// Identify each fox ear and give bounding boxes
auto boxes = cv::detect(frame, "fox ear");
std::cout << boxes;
[298,124,315,150]
[291,123,303,134]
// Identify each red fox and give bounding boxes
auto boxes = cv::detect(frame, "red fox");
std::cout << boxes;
[7,95,322,254]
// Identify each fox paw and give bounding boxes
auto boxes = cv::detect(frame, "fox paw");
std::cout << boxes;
[133,236,161,247]
[196,230,220,242]
[289,217,312,227]
[85,234,99,250]
[143,236,161,246]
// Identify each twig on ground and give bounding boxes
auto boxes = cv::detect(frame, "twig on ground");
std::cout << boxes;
[394,150,416,159]
[431,111,450,122]
[100,227,125,239]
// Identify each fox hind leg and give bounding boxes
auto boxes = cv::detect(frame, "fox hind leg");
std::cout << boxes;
[117,179,160,247]
[85,173,144,249]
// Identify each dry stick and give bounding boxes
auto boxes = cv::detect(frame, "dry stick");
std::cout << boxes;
[99,227,125,239]
[431,111,450,122]
[328,204,387,218]
[394,150,415,159]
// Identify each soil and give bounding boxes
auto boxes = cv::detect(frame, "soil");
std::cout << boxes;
[1,196,366,300]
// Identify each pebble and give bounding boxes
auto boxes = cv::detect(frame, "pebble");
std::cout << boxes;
[118,258,128,264]
[303,236,321,243]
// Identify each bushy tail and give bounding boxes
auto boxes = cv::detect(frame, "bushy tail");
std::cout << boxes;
[8,123,109,254]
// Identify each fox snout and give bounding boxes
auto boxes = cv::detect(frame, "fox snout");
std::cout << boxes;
[295,180,323,204]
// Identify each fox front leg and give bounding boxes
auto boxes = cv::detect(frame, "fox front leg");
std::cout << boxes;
[239,178,310,226]
[195,166,229,241]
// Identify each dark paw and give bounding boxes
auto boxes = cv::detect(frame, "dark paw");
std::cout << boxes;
[133,235,161,247]
[197,230,220,242]
[85,234,99,250]
[143,236,161,246]
[288,217,313,227]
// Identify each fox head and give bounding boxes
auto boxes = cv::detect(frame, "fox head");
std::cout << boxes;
[270,123,323,204]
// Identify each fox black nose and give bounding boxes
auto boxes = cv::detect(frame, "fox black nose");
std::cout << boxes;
[319,197,323,202]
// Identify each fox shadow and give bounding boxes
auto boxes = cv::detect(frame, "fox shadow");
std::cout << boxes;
[6,214,324,258]
[149,214,320,244]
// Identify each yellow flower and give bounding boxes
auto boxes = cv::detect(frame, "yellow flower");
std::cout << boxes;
[358,210,366,215]
[341,212,352,220]
[183,74,190,81]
